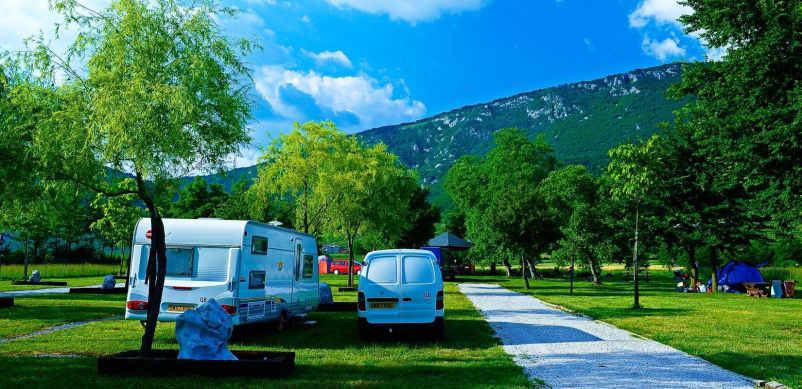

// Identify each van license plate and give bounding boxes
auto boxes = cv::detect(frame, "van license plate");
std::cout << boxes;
[369,302,395,309]
[167,304,194,312]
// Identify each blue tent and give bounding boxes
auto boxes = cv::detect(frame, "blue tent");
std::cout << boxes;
[708,261,764,286]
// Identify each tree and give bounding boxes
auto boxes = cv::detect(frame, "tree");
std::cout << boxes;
[171,177,229,219]
[445,129,560,285]
[252,121,347,235]
[14,0,256,356]
[607,135,660,308]
[324,141,415,287]
[674,0,802,229]
[395,186,441,249]
[91,178,146,275]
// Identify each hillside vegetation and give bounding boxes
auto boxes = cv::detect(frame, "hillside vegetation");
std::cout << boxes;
[358,63,689,206]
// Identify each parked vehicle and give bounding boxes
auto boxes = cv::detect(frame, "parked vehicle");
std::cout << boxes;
[330,260,362,275]
[357,249,444,336]
[125,218,319,328]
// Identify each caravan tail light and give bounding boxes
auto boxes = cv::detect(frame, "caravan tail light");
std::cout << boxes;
[127,300,148,311]
[220,304,238,315]
[436,291,444,310]
[358,292,366,311]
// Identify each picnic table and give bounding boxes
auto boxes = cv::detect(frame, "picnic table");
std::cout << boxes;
[622,270,651,283]
[743,282,771,297]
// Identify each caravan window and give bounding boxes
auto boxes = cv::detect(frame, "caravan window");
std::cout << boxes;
[251,236,268,255]
[303,255,314,278]
[249,271,266,289]
[295,244,302,282]
[165,247,194,276]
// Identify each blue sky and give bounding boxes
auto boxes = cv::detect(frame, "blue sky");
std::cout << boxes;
[2,0,719,166]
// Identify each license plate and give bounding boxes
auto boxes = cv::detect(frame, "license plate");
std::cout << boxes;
[369,302,395,309]
[167,304,194,312]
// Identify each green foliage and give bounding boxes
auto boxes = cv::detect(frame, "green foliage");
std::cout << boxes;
[90,179,145,251]
[445,129,560,272]
[169,177,228,219]
[394,186,441,249]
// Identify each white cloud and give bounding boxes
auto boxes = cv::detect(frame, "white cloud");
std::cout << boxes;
[584,37,595,51]
[303,49,353,68]
[628,0,690,28]
[243,0,277,5]
[255,65,426,130]
[324,0,486,24]
[0,0,109,52]
[641,35,686,60]
[300,15,311,23]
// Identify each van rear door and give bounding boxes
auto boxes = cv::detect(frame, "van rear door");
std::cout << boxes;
[363,254,401,324]
[400,254,438,324]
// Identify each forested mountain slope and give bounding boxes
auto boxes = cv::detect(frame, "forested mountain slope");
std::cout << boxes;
[357,63,688,205]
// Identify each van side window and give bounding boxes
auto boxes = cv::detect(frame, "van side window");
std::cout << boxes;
[249,271,266,289]
[251,236,268,254]
[303,255,314,278]
[366,256,397,283]
[165,247,194,276]
[403,256,435,284]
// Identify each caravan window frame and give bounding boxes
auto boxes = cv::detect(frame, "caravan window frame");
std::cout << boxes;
[303,254,314,279]
[249,270,266,289]
[164,246,195,277]
[251,236,268,255]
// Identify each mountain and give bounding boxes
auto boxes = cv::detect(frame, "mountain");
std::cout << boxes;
[357,63,689,207]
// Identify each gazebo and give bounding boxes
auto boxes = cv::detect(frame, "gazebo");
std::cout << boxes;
[423,233,474,276]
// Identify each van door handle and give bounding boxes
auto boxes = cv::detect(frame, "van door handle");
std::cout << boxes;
[402,298,412,302]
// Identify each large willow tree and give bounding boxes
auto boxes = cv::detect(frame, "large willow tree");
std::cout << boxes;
[9,0,256,356]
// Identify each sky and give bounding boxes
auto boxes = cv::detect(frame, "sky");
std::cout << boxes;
[1,0,720,167]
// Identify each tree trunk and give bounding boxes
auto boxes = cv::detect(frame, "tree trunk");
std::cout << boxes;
[119,245,126,275]
[587,249,602,285]
[502,257,513,277]
[139,203,168,358]
[632,201,641,308]
[686,246,699,288]
[569,243,575,295]
[24,236,29,281]
[710,246,719,293]
[521,253,529,289]
[489,262,497,275]
[525,256,538,279]
[347,236,355,288]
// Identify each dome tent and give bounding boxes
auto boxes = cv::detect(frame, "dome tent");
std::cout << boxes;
[708,261,764,287]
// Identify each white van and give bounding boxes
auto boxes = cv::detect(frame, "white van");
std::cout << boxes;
[125,218,318,327]
[357,249,444,335]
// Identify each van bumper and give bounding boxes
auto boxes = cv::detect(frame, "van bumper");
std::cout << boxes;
[358,317,444,334]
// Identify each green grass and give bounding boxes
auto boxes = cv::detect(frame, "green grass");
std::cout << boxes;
[461,269,802,388]
[0,275,532,388]
[0,276,109,292]
[0,263,122,281]
[0,294,125,338]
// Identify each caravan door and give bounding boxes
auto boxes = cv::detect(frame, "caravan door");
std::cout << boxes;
[290,239,303,310]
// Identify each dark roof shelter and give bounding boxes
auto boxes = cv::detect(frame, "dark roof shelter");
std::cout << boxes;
[427,233,473,252]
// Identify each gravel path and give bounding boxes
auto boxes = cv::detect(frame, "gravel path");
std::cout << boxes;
[459,283,755,389]
[0,315,123,344]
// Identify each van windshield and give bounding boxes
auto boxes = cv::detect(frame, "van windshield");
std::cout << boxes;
[403,256,435,284]
[365,256,397,283]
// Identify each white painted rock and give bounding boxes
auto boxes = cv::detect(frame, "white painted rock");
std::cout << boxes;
[29,270,41,282]
[100,274,116,289]
[176,299,237,360]
[319,282,334,304]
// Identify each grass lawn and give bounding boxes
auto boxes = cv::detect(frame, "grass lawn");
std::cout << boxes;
[0,294,125,339]
[0,274,532,389]
[460,268,802,388]
[0,276,109,292]
[0,264,121,281]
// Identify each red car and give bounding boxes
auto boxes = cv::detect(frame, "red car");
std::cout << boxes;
[330,260,362,275]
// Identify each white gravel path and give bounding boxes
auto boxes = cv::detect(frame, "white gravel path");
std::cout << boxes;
[459,283,756,389]
[0,315,123,344]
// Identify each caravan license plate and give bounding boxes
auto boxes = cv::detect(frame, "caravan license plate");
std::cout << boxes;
[167,304,194,312]
[369,302,395,309]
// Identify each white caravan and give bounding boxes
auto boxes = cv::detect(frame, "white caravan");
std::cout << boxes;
[357,249,444,335]
[125,218,319,326]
